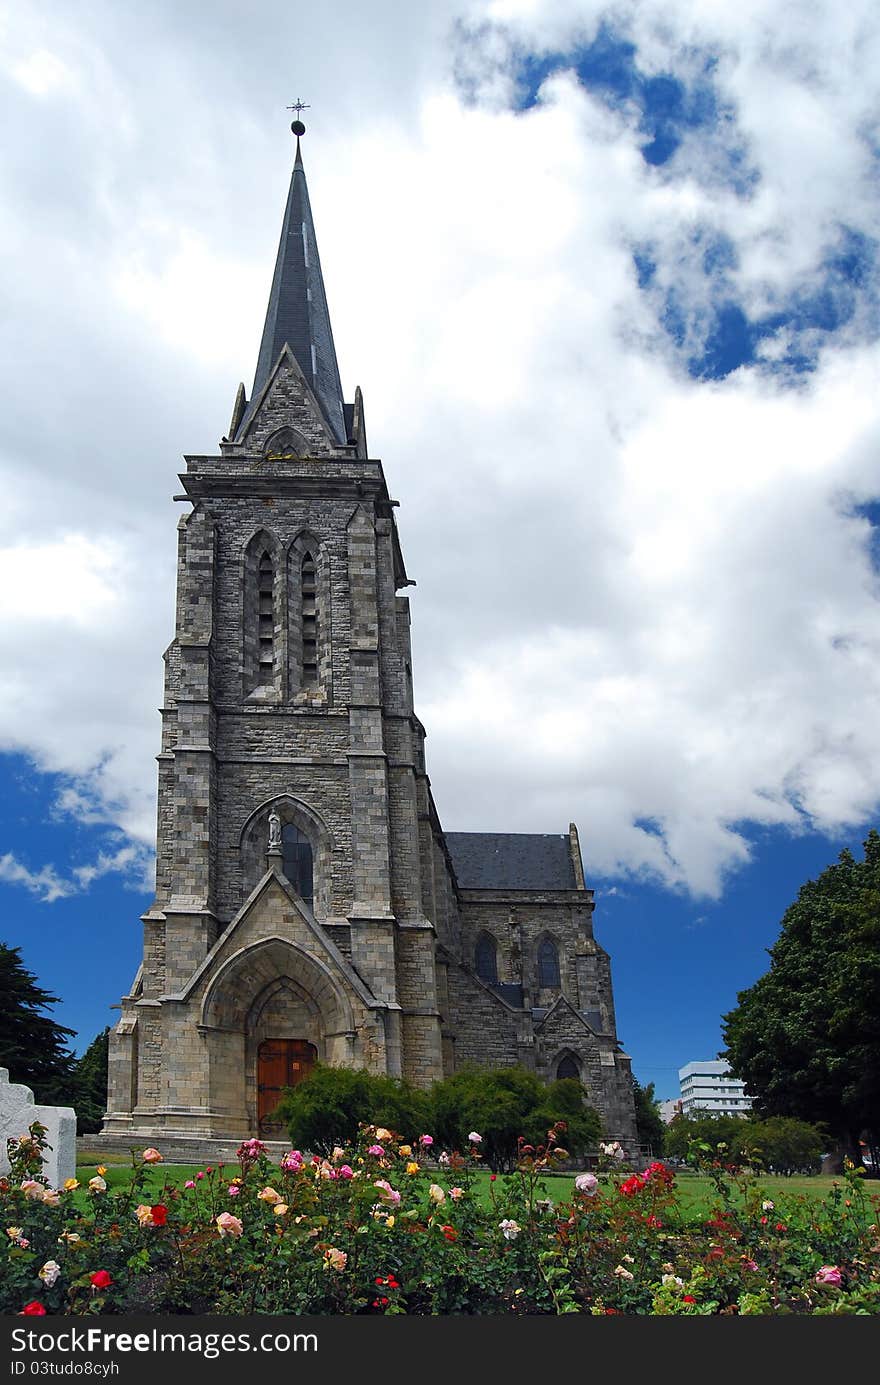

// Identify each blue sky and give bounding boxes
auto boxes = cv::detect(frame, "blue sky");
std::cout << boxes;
[2,1,880,1104]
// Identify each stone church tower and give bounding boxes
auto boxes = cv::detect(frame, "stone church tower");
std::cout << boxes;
[103,126,637,1154]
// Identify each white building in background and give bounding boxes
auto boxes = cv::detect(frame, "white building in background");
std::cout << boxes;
[678,1061,752,1117]
[658,1098,683,1124]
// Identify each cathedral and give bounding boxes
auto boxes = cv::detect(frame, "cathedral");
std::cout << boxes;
[102,124,637,1155]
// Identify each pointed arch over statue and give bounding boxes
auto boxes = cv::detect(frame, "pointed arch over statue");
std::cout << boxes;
[239,793,334,918]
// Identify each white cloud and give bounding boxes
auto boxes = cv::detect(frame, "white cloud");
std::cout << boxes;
[0,841,152,905]
[2,0,880,900]
[0,853,74,904]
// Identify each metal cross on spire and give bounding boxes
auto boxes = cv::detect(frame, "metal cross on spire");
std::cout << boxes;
[287,98,310,138]
[287,98,310,118]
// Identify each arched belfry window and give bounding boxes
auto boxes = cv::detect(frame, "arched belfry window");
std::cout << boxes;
[301,552,318,685]
[557,1055,580,1081]
[475,933,498,984]
[257,552,274,683]
[538,938,560,988]
[281,823,313,906]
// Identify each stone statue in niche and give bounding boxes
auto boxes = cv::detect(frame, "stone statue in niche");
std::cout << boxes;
[268,808,282,852]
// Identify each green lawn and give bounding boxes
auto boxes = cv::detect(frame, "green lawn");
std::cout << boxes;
[74,1157,879,1225]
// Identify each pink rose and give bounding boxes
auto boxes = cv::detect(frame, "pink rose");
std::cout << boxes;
[815,1265,842,1287]
[228,1185,240,1196]
[142,1148,163,1164]
[575,1172,599,1196]
[338,1165,354,1179]
[184,1180,195,1189]
[468,1132,482,1144]
[373,1179,401,1205]
[419,1134,434,1147]
[367,1145,385,1157]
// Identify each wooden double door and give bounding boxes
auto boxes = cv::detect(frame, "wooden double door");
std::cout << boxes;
[257,1039,317,1130]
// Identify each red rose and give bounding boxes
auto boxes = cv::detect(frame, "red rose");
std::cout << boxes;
[775,1222,787,1232]
[20,1302,46,1316]
[90,1270,113,1289]
[683,1295,696,1304]
[150,1204,168,1226]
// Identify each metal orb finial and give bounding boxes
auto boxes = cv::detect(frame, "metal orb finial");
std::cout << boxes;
[287,98,310,140]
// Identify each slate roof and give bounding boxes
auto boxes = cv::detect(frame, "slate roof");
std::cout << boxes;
[444,832,576,891]
[237,137,347,444]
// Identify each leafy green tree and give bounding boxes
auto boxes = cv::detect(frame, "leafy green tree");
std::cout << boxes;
[756,1116,825,1175]
[0,942,76,1104]
[277,1065,430,1153]
[73,1027,110,1134]
[722,832,880,1161]
[664,1111,752,1163]
[632,1077,665,1156]
[430,1065,601,1171]
[664,1111,824,1173]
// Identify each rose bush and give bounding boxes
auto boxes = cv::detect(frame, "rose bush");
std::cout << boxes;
[1,1123,879,1315]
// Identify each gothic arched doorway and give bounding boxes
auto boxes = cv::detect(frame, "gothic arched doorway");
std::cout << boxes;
[257,1038,317,1131]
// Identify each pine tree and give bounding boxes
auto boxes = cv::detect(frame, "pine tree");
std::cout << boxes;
[0,941,77,1104]
[73,1027,110,1133]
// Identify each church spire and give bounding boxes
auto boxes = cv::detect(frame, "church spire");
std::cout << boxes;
[237,118,347,444]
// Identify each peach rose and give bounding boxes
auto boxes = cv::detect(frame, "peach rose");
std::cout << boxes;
[215,1212,244,1238]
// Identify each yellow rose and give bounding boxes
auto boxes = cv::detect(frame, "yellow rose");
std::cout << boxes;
[375,1128,392,1142]
[398,1145,412,1157]
[406,1161,420,1176]
[96,1166,107,1176]
[63,1178,79,1191]
[273,1203,289,1216]
[385,1215,395,1229]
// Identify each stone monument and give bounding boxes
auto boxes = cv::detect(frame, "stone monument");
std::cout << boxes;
[0,1068,76,1189]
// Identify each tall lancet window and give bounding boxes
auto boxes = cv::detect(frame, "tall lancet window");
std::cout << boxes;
[538,938,561,988]
[475,933,498,984]
[258,552,275,682]
[281,823,313,906]
[301,552,318,685]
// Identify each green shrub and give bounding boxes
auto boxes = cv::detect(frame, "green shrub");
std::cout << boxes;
[276,1065,430,1153]
[430,1065,600,1170]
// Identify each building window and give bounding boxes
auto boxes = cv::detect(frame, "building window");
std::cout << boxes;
[475,933,498,984]
[257,552,274,683]
[537,938,560,988]
[556,1055,579,1081]
[281,823,313,906]
[301,552,318,685]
